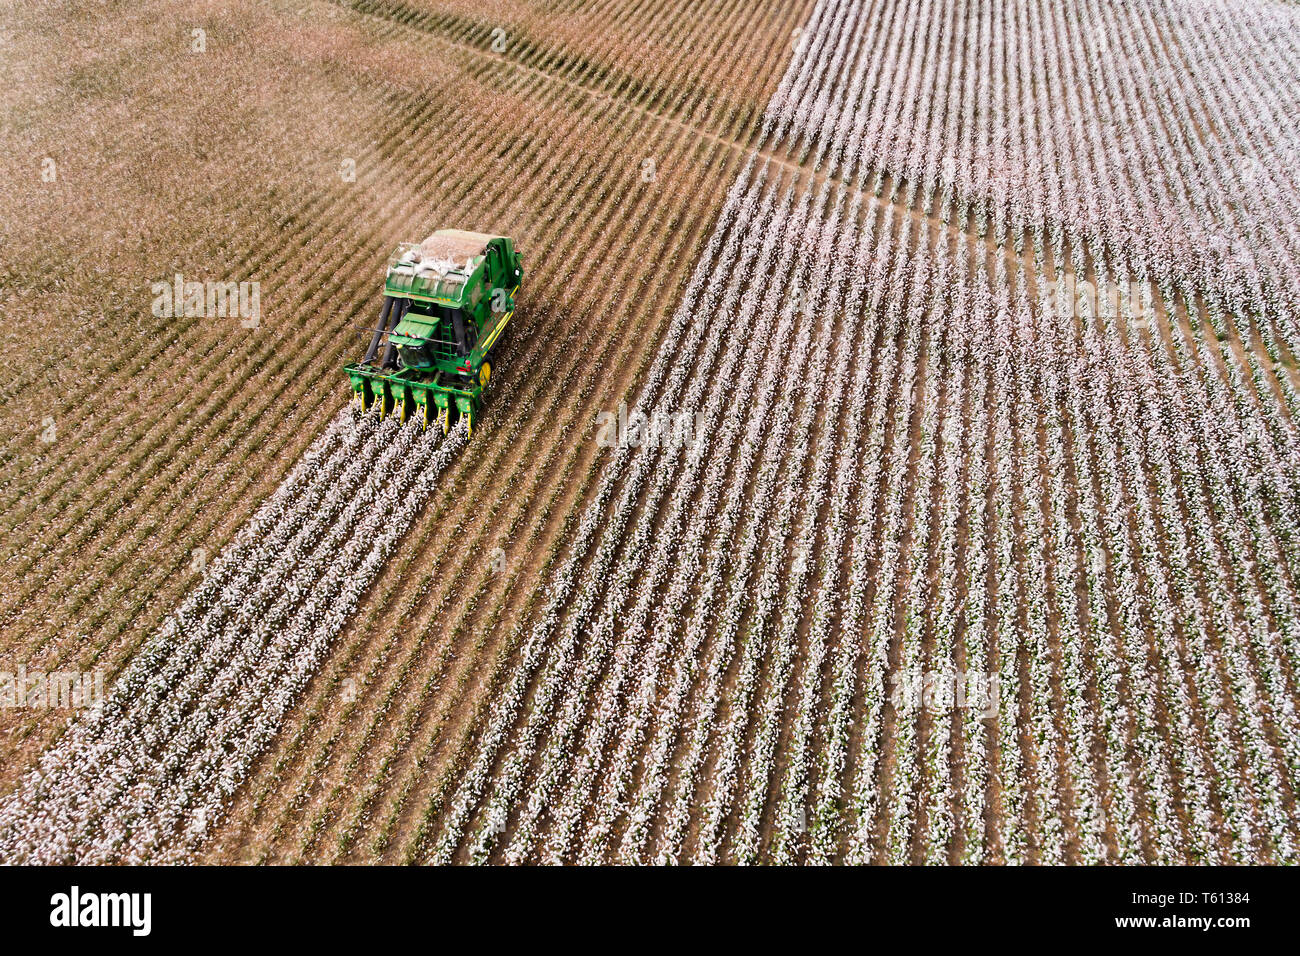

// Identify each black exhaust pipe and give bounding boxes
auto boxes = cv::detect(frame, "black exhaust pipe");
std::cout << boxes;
[452,308,469,356]
[380,298,409,369]
[364,296,395,363]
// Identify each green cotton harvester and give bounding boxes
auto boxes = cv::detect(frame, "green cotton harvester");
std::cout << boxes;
[345,229,523,436]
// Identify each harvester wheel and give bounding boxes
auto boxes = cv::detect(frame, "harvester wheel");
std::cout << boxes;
[480,361,492,390]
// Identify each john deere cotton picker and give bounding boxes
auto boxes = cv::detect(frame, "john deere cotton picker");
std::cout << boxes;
[345,229,523,436]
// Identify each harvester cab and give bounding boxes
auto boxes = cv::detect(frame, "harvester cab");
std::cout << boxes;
[345,229,523,436]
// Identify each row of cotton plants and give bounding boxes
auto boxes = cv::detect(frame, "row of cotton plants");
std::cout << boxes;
[800,216,901,864]
[130,425,466,863]
[1009,264,1067,865]
[886,290,940,865]
[917,230,963,866]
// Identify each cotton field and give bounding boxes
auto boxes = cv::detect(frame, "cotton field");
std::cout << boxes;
[1,0,1297,867]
